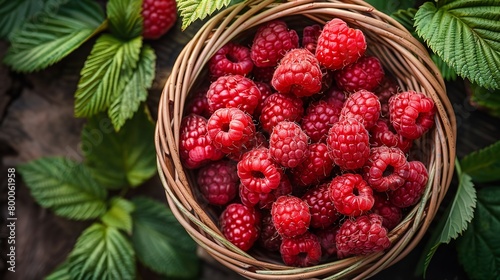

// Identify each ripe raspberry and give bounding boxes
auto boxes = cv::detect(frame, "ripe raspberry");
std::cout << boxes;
[326,118,370,170]
[258,211,282,251]
[315,18,366,70]
[340,90,381,129]
[301,100,341,143]
[334,56,385,92]
[336,213,391,258]
[207,74,261,115]
[185,87,210,118]
[389,91,436,140]
[141,0,177,39]
[219,203,260,251]
[369,119,413,154]
[259,92,304,133]
[372,193,402,230]
[290,143,335,187]
[301,183,339,229]
[269,121,309,168]
[321,86,346,110]
[374,76,399,117]
[239,174,292,209]
[315,225,340,258]
[271,195,311,238]
[271,48,322,97]
[250,20,299,67]
[389,161,429,208]
[253,81,274,117]
[280,231,321,267]
[208,42,254,78]
[179,114,224,169]
[302,24,322,53]
[362,146,409,192]
[207,107,256,154]
[197,160,238,206]
[328,173,374,216]
[237,147,282,194]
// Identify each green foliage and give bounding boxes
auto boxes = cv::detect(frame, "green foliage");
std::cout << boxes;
[176,0,232,30]
[461,141,500,183]
[468,83,500,118]
[365,0,415,15]
[391,8,418,37]
[107,0,143,40]
[18,157,107,220]
[101,197,135,234]
[44,260,71,280]
[431,53,457,81]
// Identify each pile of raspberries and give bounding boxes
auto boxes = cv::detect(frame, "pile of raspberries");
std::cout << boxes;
[178,18,436,267]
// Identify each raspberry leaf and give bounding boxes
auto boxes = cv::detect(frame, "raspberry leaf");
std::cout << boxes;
[107,0,143,40]
[18,157,108,220]
[461,140,500,183]
[365,0,415,15]
[45,260,71,280]
[176,0,233,30]
[100,197,136,234]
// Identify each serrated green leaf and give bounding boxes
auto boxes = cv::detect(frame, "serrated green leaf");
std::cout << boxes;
[74,34,142,118]
[101,197,135,234]
[366,0,416,15]
[107,0,142,40]
[68,223,135,280]
[18,157,107,220]
[177,0,232,30]
[457,186,500,280]
[3,0,106,72]
[82,108,156,190]
[45,259,70,280]
[131,197,199,278]
[461,141,500,183]
[108,44,156,131]
[431,52,457,81]
[414,0,500,89]
[469,83,500,118]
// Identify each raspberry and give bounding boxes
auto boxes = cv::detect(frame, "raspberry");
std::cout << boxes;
[314,225,340,258]
[372,193,402,230]
[326,118,370,170]
[197,160,238,206]
[207,74,261,115]
[179,114,224,169]
[389,161,429,208]
[271,195,311,238]
[209,42,254,79]
[237,147,282,194]
[207,107,256,154]
[258,211,282,251]
[362,146,410,192]
[219,203,260,251]
[301,100,341,143]
[226,131,268,161]
[280,231,321,267]
[340,90,381,129]
[250,20,299,67]
[301,183,339,229]
[374,76,399,117]
[269,121,309,168]
[302,24,322,53]
[253,81,274,117]
[369,119,413,154]
[336,213,391,258]
[141,0,177,39]
[185,87,210,118]
[321,86,346,110]
[290,143,335,187]
[259,92,304,133]
[271,48,322,97]
[389,90,436,140]
[328,173,374,216]
[315,18,366,70]
[334,56,385,92]
[239,174,292,209]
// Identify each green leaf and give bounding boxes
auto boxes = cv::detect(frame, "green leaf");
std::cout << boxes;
[457,186,500,280]
[177,0,232,30]
[82,108,156,190]
[468,82,500,118]
[131,197,200,278]
[391,8,418,37]
[414,0,500,89]
[74,34,142,118]
[365,0,416,15]
[18,157,107,220]
[68,223,135,280]
[108,44,156,131]
[45,259,71,280]
[461,141,500,183]
[431,52,457,81]
[106,0,143,40]
[101,197,135,234]
[3,0,106,72]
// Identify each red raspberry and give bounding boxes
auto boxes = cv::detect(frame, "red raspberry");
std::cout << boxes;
[374,76,399,117]
[340,90,381,129]
[301,183,340,229]
[219,203,260,251]
[208,42,254,79]
[302,24,322,53]
[226,131,268,161]
[321,86,346,110]
[372,193,402,230]
[315,18,366,70]
[253,81,274,117]
[369,119,413,154]
[269,121,309,168]
[362,146,409,192]
[280,231,321,267]
[197,160,238,206]
[141,0,177,39]
[336,213,391,258]
[259,93,304,133]
[314,225,340,258]
[290,143,335,187]
[389,90,436,140]
[334,56,385,92]
[250,20,299,67]
[185,87,211,118]
[328,173,374,216]
[271,195,311,238]
[326,118,370,170]
[207,74,261,115]
[207,107,256,154]
[258,211,282,251]
[389,161,429,208]
[239,174,292,209]
[271,48,322,97]
[301,100,341,143]
[237,147,282,194]
[179,114,224,169]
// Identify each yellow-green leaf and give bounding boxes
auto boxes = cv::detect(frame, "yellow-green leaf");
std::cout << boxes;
[176,0,232,30]
[101,197,135,234]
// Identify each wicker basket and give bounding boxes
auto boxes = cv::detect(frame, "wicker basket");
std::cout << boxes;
[155,0,457,278]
